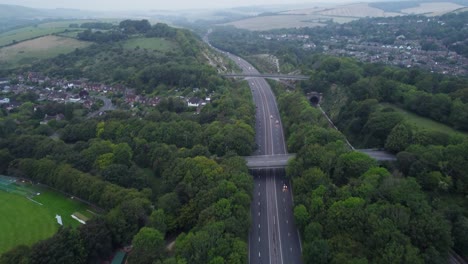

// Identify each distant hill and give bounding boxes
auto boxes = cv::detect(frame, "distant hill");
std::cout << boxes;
[0,4,43,18]
[0,4,101,19]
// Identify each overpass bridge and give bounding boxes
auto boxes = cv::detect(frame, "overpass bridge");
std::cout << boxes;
[245,154,296,169]
[245,150,395,169]
[223,73,309,80]
[245,149,396,169]
[357,149,397,161]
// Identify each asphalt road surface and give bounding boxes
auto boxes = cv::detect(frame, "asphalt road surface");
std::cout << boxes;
[226,54,303,264]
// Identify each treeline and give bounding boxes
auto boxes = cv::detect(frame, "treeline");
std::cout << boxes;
[276,90,457,263]
[79,22,114,30]
[76,20,178,43]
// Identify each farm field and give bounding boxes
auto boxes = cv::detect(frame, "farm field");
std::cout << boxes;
[401,2,464,16]
[222,15,330,31]
[224,1,466,30]
[0,180,95,255]
[0,19,102,47]
[123,37,177,52]
[380,103,467,138]
[0,35,91,69]
[318,3,400,17]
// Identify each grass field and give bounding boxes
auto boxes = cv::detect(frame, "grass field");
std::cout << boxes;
[318,3,401,17]
[0,19,99,47]
[380,103,467,137]
[401,2,464,16]
[0,191,56,254]
[123,37,177,52]
[0,35,90,69]
[0,182,94,255]
[223,15,329,31]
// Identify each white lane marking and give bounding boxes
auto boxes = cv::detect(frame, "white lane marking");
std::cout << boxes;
[259,252,261,258]
[288,232,290,237]
[286,220,288,224]
[258,202,260,206]
[258,192,260,196]
[258,224,260,228]
[258,212,260,216]
[259,237,261,242]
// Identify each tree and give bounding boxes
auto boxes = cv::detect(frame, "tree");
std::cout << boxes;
[79,217,113,263]
[149,209,167,236]
[29,228,86,264]
[0,148,13,173]
[385,122,412,153]
[128,227,165,264]
[0,245,30,264]
[303,239,329,264]
[333,152,377,185]
[453,216,468,256]
[294,204,310,233]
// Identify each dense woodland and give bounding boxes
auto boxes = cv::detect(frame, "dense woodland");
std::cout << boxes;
[0,21,255,264]
[211,14,468,262]
[273,85,466,263]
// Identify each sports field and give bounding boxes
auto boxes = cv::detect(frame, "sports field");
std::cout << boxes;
[0,177,94,255]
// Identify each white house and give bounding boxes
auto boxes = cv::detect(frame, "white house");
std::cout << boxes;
[187,97,203,107]
[0,98,10,104]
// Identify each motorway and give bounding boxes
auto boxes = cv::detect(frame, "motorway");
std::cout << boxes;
[224,53,303,264]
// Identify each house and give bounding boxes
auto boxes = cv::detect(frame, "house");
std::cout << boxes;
[187,97,203,107]
[79,90,89,99]
[2,86,10,93]
[40,114,65,125]
[0,98,10,104]
[0,78,9,85]
[68,97,81,103]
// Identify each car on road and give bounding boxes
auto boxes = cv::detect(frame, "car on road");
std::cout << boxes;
[275,120,279,125]
[270,115,273,119]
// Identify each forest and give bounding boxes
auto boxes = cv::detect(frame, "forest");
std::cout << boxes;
[272,83,467,263]
[0,21,255,264]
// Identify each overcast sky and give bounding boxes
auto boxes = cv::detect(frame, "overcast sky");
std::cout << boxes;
[0,0,332,10]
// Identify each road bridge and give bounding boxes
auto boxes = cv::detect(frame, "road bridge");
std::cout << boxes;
[223,73,309,80]
[357,149,397,161]
[245,154,296,169]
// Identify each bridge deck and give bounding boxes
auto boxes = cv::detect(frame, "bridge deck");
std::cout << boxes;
[223,73,309,80]
[245,154,296,169]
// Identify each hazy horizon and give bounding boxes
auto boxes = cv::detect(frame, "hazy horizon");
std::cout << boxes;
[0,0,359,11]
